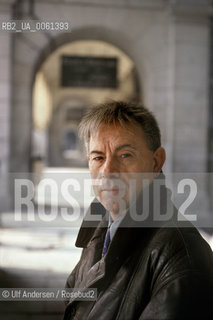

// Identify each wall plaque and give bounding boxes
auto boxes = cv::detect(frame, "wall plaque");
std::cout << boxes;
[61,55,117,88]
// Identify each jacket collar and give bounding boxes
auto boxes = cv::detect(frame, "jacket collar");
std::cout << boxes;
[75,200,108,248]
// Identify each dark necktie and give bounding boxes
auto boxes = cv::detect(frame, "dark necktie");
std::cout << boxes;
[102,227,111,257]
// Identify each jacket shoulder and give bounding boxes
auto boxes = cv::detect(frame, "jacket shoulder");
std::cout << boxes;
[148,224,213,281]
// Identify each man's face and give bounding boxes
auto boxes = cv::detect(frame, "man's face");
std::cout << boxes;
[88,122,165,218]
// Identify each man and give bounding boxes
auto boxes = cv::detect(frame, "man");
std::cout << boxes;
[63,101,213,319]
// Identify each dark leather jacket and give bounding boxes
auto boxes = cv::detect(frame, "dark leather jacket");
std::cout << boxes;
[64,183,213,320]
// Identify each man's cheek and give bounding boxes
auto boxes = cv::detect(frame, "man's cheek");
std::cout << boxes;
[92,181,103,201]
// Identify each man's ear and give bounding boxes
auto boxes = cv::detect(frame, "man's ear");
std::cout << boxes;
[153,147,166,173]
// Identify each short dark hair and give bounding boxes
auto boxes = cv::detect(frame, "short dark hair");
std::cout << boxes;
[79,101,161,152]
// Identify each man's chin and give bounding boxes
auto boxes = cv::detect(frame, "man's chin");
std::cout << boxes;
[98,198,128,217]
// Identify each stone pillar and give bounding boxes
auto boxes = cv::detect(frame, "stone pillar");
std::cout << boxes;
[171,4,211,225]
[0,0,15,212]
[173,13,210,172]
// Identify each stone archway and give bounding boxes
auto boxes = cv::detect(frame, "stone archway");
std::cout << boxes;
[32,39,141,169]
[10,27,142,173]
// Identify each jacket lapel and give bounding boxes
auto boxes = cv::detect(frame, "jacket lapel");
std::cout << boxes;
[75,199,107,248]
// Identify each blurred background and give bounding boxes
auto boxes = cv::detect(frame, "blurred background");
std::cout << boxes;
[0,0,213,319]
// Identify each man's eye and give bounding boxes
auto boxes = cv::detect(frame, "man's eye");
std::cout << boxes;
[121,153,131,158]
[93,156,103,161]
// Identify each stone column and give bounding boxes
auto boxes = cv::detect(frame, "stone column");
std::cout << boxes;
[0,0,15,212]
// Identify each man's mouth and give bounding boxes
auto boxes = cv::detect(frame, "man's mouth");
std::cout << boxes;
[102,187,119,192]
[94,178,127,193]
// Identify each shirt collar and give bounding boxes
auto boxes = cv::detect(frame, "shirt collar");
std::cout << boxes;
[108,213,126,241]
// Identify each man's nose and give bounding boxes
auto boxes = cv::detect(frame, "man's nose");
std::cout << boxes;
[102,157,119,175]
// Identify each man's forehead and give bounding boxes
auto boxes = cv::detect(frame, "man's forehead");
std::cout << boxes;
[90,122,144,140]
[88,122,148,151]
[90,128,138,148]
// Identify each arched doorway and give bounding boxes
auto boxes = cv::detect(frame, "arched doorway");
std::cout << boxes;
[31,40,140,172]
